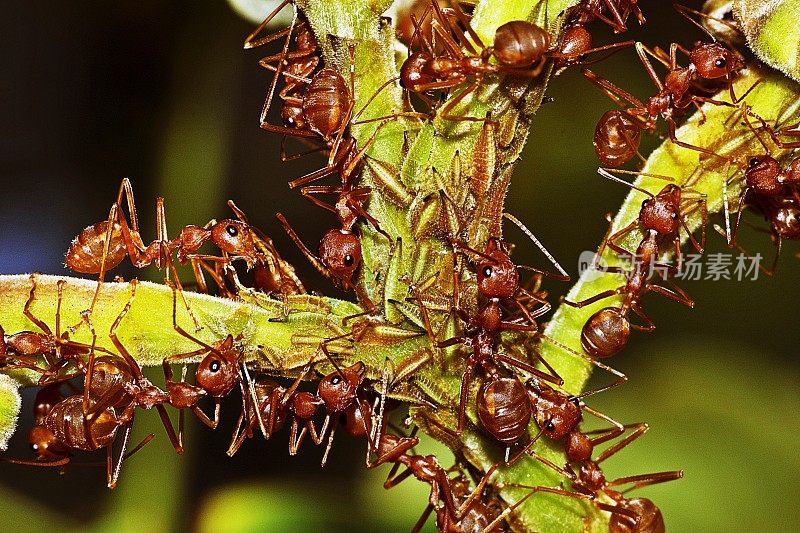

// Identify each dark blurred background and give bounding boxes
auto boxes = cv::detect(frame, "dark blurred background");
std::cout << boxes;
[1,1,798,531]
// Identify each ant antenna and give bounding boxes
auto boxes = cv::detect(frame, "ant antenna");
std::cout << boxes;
[502,213,569,279]
[597,168,656,198]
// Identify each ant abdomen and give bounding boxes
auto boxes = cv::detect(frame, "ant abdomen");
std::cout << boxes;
[581,307,631,359]
[773,203,800,239]
[608,497,665,533]
[46,396,118,451]
[594,110,641,167]
[477,376,531,445]
[65,220,128,273]
[492,21,549,68]
[302,68,351,141]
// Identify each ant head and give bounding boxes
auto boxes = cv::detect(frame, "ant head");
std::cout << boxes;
[317,361,364,413]
[493,21,550,68]
[528,383,582,440]
[565,430,593,463]
[319,229,361,284]
[609,497,664,533]
[195,336,239,397]
[282,100,306,129]
[690,42,742,79]
[578,460,606,492]
[28,425,66,461]
[400,51,434,91]
[581,307,631,359]
[745,155,784,196]
[559,24,593,58]
[773,204,800,239]
[211,220,259,265]
[476,239,519,299]
[640,185,682,235]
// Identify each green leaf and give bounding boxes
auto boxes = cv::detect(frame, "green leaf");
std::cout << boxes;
[0,375,21,451]
[735,0,800,81]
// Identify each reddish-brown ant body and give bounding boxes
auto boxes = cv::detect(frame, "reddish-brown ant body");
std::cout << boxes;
[372,428,503,533]
[718,115,800,274]
[400,1,631,121]
[584,7,746,166]
[564,209,695,358]
[65,178,262,323]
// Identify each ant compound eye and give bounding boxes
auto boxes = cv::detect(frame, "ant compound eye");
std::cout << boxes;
[331,376,341,385]
[31,443,38,451]
[714,57,727,68]
[641,199,649,209]
[671,212,679,220]
[545,420,556,432]
[483,266,493,278]
[210,360,221,373]
[748,157,760,168]
[344,255,354,267]
[226,225,238,237]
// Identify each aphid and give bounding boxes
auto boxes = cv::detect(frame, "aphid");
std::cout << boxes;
[593,109,643,167]
[563,211,695,359]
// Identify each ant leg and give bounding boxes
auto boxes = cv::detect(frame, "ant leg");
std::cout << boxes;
[456,365,475,431]
[299,185,341,214]
[582,68,646,110]
[667,118,729,161]
[439,81,488,123]
[561,287,624,308]
[647,280,695,308]
[628,302,656,332]
[607,470,684,491]
[108,280,145,381]
[276,213,337,283]
[108,421,132,489]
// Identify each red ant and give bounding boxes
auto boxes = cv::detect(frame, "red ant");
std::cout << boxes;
[9,274,120,383]
[65,178,262,326]
[596,168,707,270]
[225,362,326,457]
[400,1,631,121]
[83,280,249,457]
[369,425,505,532]
[716,111,800,275]
[566,0,645,35]
[519,423,683,533]
[583,6,749,166]
[563,205,696,359]
[14,394,154,488]
[525,375,626,463]
[418,224,627,431]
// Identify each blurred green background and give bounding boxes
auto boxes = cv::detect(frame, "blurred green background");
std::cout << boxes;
[1,1,798,531]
